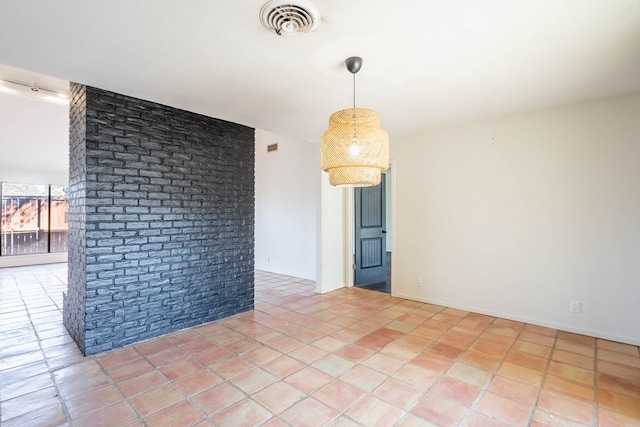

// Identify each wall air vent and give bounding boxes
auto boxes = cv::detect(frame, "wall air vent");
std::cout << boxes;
[259,0,320,36]
[267,143,278,152]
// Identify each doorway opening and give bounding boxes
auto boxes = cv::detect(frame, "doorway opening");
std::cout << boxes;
[353,169,391,293]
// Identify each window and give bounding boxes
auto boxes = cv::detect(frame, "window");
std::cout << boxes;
[0,182,69,256]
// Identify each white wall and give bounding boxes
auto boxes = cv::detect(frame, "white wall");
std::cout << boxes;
[254,130,318,280]
[392,92,640,345]
[0,93,69,184]
[0,92,69,267]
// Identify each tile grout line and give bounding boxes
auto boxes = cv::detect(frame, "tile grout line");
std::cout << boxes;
[528,331,559,426]
[16,270,72,426]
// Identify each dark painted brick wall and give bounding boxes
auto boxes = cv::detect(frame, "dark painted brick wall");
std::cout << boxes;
[64,84,255,355]
[63,83,88,354]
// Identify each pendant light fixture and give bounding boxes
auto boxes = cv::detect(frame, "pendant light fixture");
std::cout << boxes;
[321,56,389,187]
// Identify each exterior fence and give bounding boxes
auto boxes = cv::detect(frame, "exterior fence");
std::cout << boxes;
[0,196,69,256]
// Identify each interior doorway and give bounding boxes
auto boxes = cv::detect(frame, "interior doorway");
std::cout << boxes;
[354,169,391,293]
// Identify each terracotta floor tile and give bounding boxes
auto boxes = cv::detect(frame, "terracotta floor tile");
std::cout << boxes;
[65,384,123,419]
[143,400,204,427]
[396,413,441,427]
[506,350,548,371]
[0,401,67,427]
[106,358,155,382]
[134,338,174,358]
[177,338,217,355]
[543,374,594,402]
[469,340,510,358]
[253,381,306,414]
[128,383,183,417]
[225,337,262,355]
[333,343,375,363]
[372,377,422,410]
[380,341,423,361]
[466,411,512,427]
[146,347,188,368]
[548,361,594,385]
[458,351,502,372]
[597,339,640,356]
[480,332,516,347]
[427,342,464,361]
[72,401,137,427]
[97,347,142,369]
[285,366,334,394]
[291,328,324,344]
[173,369,222,396]
[551,348,594,369]
[410,352,453,373]
[331,327,366,344]
[597,372,640,397]
[522,324,557,338]
[339,364,388,392]
[598,348,640,368]
[191,382,245,415]
[393,363,438,389]
[597,360,640,380]
[346,395,405,427]
[498,361,544,387]
[313,354,355,377]
[488,375,538,406]
[268,336,305,353]
[519,332,556,347]
[280,397,339,427]
[438,332,476,349]
[6,266,640,427]
[557,331,595,347]
[362,352,405,375]
[211,399,273,427]
[536,389,594,424]
[476,392,531,426]
[597,408,640,427]
[599,389,640,419]
[210,356,255,379]
[445,362,491,388]
[356,334,392,351]
[158,356,203,380]
[410,325,446,341]
[313,379,366,412]
[231,366,279,394]
[429,377,481,407]
[412,394,469,427]
[555,340,595,357]
[262,354,306,378]
[513,339,553,358]
[192,344,234,366]
[0,386,64,422]
[118,370,167,397]
[0,371,54,401]
[243,346,283,365]
[530,409,587,427]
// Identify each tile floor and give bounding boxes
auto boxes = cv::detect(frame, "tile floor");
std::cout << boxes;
[1,264,639,427]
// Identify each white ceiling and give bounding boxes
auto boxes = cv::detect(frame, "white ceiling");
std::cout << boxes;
[0,0,639,142]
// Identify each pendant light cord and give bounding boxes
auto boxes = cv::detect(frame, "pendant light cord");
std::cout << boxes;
[352,72,356,110]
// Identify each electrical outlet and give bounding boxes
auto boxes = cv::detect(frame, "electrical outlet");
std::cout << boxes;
[417,277,424,287]
[570,300,581,313]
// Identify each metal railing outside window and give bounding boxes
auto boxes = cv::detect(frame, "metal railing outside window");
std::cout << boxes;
[0,182,69,256]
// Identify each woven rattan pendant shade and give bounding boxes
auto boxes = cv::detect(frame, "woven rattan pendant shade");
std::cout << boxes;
[320,56,389,187]
[321,108,389,186]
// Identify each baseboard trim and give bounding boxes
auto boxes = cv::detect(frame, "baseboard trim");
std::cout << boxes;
[392,292,639,346]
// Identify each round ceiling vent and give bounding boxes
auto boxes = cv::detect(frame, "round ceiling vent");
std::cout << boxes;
[259,0,320,36]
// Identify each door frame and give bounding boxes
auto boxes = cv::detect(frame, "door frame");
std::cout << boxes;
[344,159,396,293]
